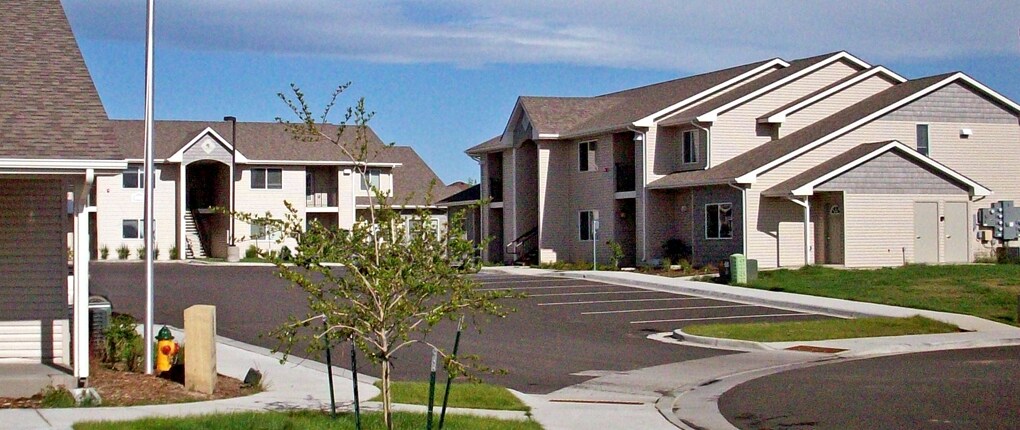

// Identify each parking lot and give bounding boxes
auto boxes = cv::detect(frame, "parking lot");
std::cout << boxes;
[91,263,828,394]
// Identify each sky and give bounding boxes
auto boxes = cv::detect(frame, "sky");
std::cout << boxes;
[62,0,1020,184]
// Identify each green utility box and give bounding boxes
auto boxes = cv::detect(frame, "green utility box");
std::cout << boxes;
[729,254,747,285]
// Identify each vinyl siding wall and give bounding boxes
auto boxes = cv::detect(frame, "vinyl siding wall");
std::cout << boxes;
[95,165,178,259]
[710,60,862,166]
[563,134,617,264]
[0,179,69,362]
[842,194,970,267]
[745,83,1020,268]
[234,165,305,252]
[780,74,898,137]
[538,141,571,263]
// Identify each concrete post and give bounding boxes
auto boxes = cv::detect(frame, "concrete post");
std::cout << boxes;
[184,305,217,394]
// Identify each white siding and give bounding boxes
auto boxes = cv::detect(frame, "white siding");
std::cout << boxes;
[781,74,897,137]
[843,195,972,267]
[94,164,178,260]
[235,165,305,252]
[0,320,69,364]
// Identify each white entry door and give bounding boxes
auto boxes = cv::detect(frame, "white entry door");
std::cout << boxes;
[913,202,939,264]
[944,202,969,263]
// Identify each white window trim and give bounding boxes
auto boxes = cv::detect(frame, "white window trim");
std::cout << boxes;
[249,221,278,241]
[682,130,698,164]
[704,203,733,240]
[251,167,283,190]
[578,140,597,172]
[360,168,383,191]
[122,218,151,240]
[578,209,599,241]
[916,123,931,157]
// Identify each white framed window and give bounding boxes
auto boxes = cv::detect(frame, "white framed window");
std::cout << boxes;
[249,222,275,240]
[122,219,148,239]
[578,210,599,241]
[251,168,283,189]
[705,203,733,239]
[122,164,144,189]
[916,123,930,156]
[682,130,698,164]
[578,141,597,172]
[360,168,382,191]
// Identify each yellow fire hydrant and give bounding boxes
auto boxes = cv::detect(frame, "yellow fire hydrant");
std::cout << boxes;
[155,326,179,373]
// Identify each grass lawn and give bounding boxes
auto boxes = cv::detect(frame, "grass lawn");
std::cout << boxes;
[372,381,529,411]
[746,265,1020,325]
[74,410,542,430]
[683,315,960,342]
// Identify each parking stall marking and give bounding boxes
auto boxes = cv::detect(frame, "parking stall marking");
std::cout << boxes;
[527,290,670,297]
[538,297,705,306]
[582,304,755,315]
[476,278,584,285]
[477,284,615,292]
[630,313,809,325]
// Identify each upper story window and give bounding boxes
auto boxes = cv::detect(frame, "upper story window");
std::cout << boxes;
[122,219,148,239]
[916,124,930,156]
[251,168,283,189]
[682,130,698,164]
[706,203,733,239]
[578,141,597,172]
[360,168,382,191]
[122,164,144,189]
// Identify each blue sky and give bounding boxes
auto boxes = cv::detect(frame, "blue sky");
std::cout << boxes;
[63,0,1019,184]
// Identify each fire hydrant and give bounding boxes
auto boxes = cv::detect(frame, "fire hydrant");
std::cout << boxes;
[155,326,179,373]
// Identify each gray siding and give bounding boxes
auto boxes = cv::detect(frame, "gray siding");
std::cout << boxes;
[883,83,1018,124]
[182,134,233,165]
[654,125,708,173]
[0,179,67,321]
[691,185,744,265]
[816,151,969,195]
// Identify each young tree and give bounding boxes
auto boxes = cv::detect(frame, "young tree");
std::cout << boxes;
[236,83,512,429]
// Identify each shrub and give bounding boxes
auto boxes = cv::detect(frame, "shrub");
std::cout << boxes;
[103,313,143,372]
[279,246,292,261]
[136,245,146,260]
[100,245,109,260]
[116,245,130,260]
[996,247,1020,264]
[245,245,259,259]
[169,245,179,260]
[608,241,624,269]
[662,238,692,263]
[39,385,75,408]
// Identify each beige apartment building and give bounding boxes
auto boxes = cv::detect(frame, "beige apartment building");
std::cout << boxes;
[94,120,466,261]
[467,51,1020,269]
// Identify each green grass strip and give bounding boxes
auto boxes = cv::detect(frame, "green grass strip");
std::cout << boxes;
[74,410,541,430]
[683,315,960,342]
[371,381,529,411]
[746,264,1020,326]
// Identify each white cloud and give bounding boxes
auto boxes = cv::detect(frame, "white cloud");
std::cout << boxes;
[63,0,1020,72]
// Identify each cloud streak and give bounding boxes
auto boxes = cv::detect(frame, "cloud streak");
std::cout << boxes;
[63,0,1020,72]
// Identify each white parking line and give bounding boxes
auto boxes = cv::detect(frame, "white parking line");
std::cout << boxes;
[630,313,806,324]
[476,278,590,285]
[478,284,612,292]
[582,304,753,315]
[538,297,703,306]
[528,290,663,297]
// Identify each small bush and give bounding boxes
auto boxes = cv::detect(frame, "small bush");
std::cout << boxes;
[608,241,624,269]
[100,245,109,260]
[279,246,292,261]
[169,245,179,260]
[245,245,259,259]
[116,245,130,260]
[103,313,143,372]
[136,245,146,260]
[39,385,75,408]
[996,247,1020,264]
[662,238,692,263]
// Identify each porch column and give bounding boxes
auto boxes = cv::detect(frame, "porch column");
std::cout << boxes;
[788,196,812,266]
[179,164,186,259]
[73,171,95,382]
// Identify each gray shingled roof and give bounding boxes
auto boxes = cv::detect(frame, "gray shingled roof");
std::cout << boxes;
[437,183,480,205]
[465,135,503,155]
[648,73,955,189]
[660,52,847,126]
[0,0,121,160]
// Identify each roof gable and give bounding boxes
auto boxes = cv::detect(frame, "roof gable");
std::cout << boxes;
[758,66,906,124]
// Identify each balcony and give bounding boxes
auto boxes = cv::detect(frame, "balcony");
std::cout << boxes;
[306,192,337,208]
[489,178,503,202]
[615,163,635,192]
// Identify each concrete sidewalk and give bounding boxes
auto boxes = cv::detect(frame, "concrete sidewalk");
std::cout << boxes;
[487,266,1020,430]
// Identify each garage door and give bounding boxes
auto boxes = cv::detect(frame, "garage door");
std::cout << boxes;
[0,179,68,361]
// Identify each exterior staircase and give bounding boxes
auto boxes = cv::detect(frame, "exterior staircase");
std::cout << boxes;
[183,211,207,259]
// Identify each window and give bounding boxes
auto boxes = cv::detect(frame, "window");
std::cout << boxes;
[122,165,144,189]
[579,210,599,241]
[916,124,930,156]
[682,130,698,164]
[122,219,147,239]
[706,203,733,239]
[250,222,273,240]
[578,141,597,172]
[251,168,282,189]
[360,169,382,191]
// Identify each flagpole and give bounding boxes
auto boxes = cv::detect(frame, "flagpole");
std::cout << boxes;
[143,0,156,375]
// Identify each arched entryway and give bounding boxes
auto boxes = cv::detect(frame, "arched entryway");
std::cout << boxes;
[183,160,231,258]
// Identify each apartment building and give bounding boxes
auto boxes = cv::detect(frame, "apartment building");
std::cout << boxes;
[469,51,1020,268]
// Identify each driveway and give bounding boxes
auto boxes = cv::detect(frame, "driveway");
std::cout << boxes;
[719,346,1020,430]
[90,263,826,394]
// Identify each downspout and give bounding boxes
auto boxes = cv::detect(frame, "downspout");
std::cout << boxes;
[728,181,748,257]
[626,126,647,262]
[787,196,811,266]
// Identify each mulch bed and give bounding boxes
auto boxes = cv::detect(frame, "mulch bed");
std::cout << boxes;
[0,366,258,409]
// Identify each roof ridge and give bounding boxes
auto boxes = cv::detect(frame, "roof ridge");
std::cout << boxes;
[593,58,778,99]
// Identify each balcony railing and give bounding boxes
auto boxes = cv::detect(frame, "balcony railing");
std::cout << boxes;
[489,178,503,202]
[615,163,635,192]
[306,192,337,207]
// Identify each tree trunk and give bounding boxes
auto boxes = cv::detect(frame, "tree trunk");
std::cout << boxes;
[381,360,392,429]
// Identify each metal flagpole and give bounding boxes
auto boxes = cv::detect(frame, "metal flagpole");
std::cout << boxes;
[143,0,156,375]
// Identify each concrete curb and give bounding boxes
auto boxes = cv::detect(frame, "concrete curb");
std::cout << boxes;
[671,329,774,352]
